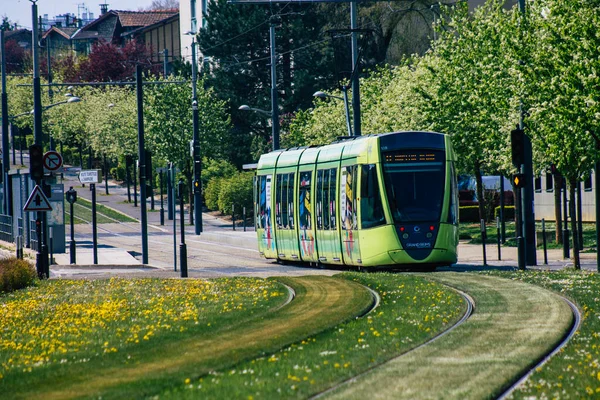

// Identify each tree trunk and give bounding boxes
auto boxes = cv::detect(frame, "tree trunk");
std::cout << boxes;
[474,163,486,222]
[554,173,563,244]
[568,178,581,269]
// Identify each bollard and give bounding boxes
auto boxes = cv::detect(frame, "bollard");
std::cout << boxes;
[243,207,246,232]
[49,227,54,266]
[563,229,570,259]
[232,204,235,231]
[178,179,188,278]
[496,216,501,261]
[517,236,526,270]
[480,219,487,266]
[542,218,548,265]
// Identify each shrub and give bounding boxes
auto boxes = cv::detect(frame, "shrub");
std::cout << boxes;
[202,158,237,189]
[0,258,37,293]
[204,177,224,211]
[110,165,126,181]
[494,206,516,221]
[217,172,254,217]
[459,206,480,223]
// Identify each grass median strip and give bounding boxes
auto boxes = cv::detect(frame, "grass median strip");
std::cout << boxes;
[65,198,137,224]
[324,273,573,400]
[158,272,466,399]
[0,276,372,400]
[484,270,600,399]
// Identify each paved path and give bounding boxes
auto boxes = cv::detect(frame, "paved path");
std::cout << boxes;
[12,171,591,278]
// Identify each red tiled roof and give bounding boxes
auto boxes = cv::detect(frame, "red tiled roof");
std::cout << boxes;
[114,10,178,28]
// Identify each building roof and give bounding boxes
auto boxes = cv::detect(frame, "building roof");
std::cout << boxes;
[120,13,179,38]
[113,10,178,28]
[42,26,78,40]
[5,29,31,39]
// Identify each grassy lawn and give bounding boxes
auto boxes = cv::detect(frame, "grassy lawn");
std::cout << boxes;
[460,221,597,251]
[0,276,373,400]
[65,197,137,224]
[484,270,600,399]
[324,273,572,400]
[159,273,466,399]
[0,278,287,399]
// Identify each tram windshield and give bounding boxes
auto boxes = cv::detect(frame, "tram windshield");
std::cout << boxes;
[382,150,445,223]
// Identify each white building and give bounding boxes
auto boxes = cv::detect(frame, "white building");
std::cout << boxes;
[534,172,597,222]
[179,0,206,65]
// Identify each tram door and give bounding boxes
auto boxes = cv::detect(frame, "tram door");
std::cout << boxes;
[315,168,343,265]
[340,165,361,265]
[274,172,300,261]
[255,174,277,259]
[298,170,317,262]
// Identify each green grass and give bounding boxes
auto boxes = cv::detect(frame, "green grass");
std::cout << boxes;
[460,221,597,251]
[0,278,288,399]
[326,273,572,399]
[65,197,137,224]
[159,273,466,399]
[483,270,600,399]
[0,276,373,400]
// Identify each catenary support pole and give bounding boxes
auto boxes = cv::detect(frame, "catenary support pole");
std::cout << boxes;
[32,1,48,278]
[191,38,202,234]
[1,29,10,216]
[91,183,98,265]
[270,21,280,150]
[350,2,361,136]
[135,65,148,265]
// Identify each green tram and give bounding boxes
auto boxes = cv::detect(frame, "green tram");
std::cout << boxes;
[254,131,459,269]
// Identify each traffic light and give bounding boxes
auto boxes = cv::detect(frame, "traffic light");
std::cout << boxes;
[513,173,526,188]
[511,127,525,167]
[29,144,44,181]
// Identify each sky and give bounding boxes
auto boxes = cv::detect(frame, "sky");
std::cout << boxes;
[1,0,156,30]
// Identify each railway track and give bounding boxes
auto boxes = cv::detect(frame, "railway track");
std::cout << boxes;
[318,274,577,400]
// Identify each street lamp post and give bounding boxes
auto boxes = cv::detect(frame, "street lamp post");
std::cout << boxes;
[313,88,353,137]
[270,19,280,151]
[239,104,281,151]
[185,31,202,234]
[1,29,10,216]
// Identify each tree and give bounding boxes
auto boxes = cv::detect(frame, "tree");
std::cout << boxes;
[3,39,30,73]
[417,1,517,222]
[523,0,600,268]
[144,76,230,222]
[1,16,15,31]
[76,40,158,82]
[146,0,179,10]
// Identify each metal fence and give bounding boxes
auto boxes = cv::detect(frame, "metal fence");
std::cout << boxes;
[0,214,13,243]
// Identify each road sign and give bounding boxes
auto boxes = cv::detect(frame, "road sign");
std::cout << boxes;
[79,169,102,184]
[24,185,52,212]
[43,151,63,171]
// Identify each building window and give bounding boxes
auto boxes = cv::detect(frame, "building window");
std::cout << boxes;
[534,175,542,193]
[545,173,553,192]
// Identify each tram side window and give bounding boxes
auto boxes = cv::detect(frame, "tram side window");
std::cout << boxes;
[360,164,385,229]
[288,173,295,229]
[299,172,312,230]
[329,168,337,230]
[316,170,324,230]
[276,174,290,229]
[275,174,282,227]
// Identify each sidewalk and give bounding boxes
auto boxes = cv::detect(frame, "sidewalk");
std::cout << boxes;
[54,171,597,272]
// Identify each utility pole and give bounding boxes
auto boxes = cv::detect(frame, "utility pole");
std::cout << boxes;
[1,29,10,216]
[191,37,202,234]
[350,2,361,136]
[31,0,49,278]
[269,18,280,151]
[518,0,536,266]
[46,36,54,150]
[135,65,148,264]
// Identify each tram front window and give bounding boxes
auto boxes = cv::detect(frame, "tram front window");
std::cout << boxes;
[382,150,445,223]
